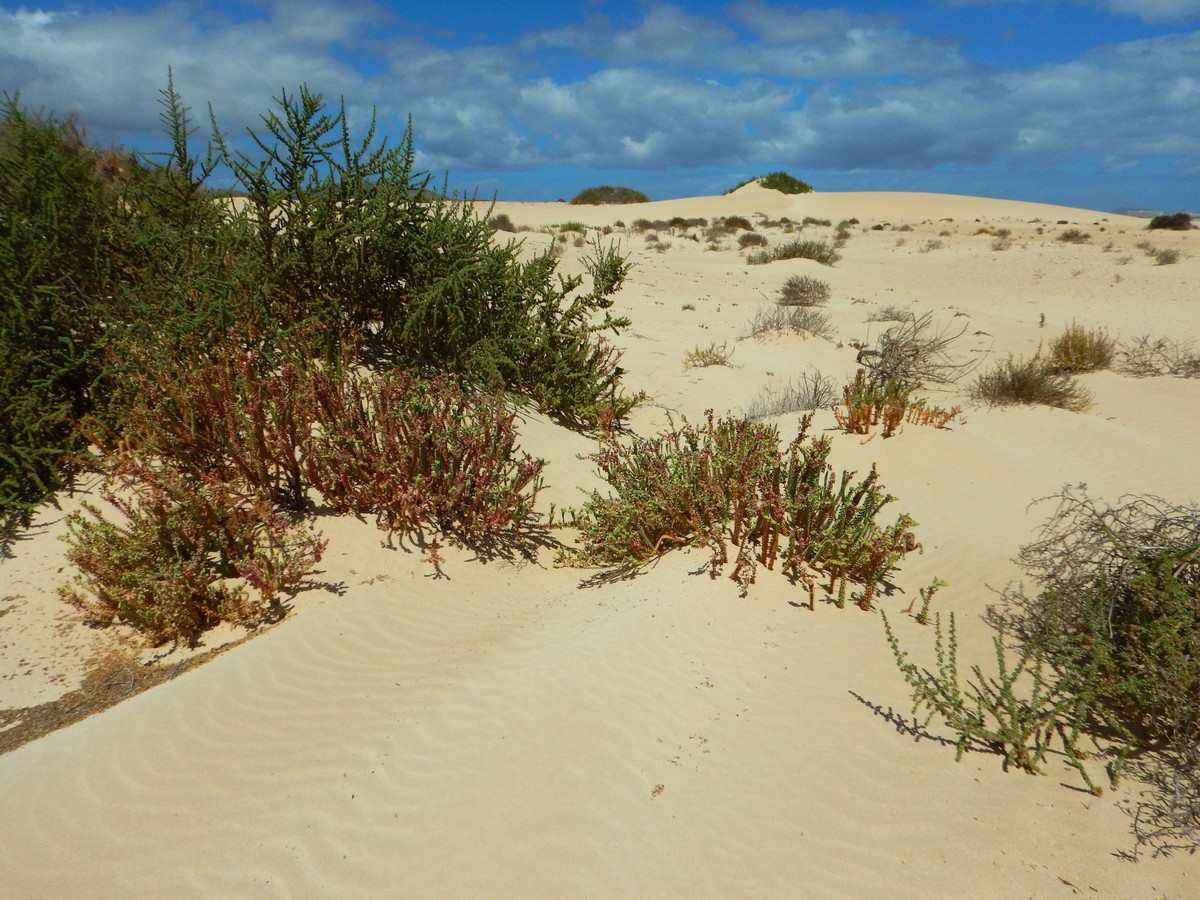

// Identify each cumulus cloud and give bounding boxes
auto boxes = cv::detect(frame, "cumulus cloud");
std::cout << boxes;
[0,0,1197,205]
[1087,0,1200,21]
[943,0,1200,21]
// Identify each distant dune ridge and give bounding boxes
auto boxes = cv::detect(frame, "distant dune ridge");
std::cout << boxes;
[2,187,1198,897]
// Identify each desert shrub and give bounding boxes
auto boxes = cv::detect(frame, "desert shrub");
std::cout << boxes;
[104,343,319,510]
[570,185,649,205]
[1117,335,1200,378]
[206,86,639,426]
[969,356,1092,411]
[866,304,911,323]
[488,213,516,232]
[759,171,813,194]
[857,311,974,387]
[0,97,123,539]
[883,609,1101,786]
[569,413,914,608]
[997,487,1200,852]
[738,232,769,249]
[744,305,833,341]
[1047,323,1116,373]
[1153,248,1181,265]
[723,216,754,231]
[747,239,841,266]
[305,370,544,547]
[684,342,735,368]
[744,371,837,419]
[1057,228,1091,244]
[777,274,831,307]
[61,456,326,645]
[832,371,961,439]
[802,216,832,227]
[1148,212,1193,231]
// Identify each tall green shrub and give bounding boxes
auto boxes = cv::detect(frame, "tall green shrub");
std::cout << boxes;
[0,97,120,538]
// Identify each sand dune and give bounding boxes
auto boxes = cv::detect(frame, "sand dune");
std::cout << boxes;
[2,189,1198,897]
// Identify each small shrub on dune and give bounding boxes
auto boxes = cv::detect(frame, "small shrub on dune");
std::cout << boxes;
[488,213,516,232]
[738,231,769,249]
[744,370,837,419]
[777,274,831,307]
[970,356,1092,411]
[857,312,975,387]
[305,370,545,546]
[747,239,841,266]
[984,487,1200,851]
[723,215,754,231]
[683,341,735,368]
[744,305,833,340]
[832,371,961,439]
[1148,212,1193,231]
[1056,228,1091,244]
[866,303,911,323]
[1117,335,1200,378]
[1047,323,1116,373]
[570,185,649,205]
[61,457,326,646]
[568,413,914,608]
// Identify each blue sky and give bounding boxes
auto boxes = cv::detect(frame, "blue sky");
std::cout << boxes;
[2,1,1199,211]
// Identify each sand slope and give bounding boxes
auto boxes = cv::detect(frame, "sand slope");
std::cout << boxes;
[2,189,1198,897]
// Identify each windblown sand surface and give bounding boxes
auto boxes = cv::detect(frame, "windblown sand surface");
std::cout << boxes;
[2,185,1198,897]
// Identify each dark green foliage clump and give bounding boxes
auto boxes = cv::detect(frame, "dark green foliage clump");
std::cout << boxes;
[760,171,814,194]
[570,185,649,205]
[0,97,123,538]
[568,412,915,608]
[1148,212,1193,231]
[726,171,813,195]
[747,238,841,266]
[1,78,640,550]
[5,75,641,644]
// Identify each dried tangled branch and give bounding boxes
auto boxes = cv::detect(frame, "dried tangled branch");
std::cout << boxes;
[857,311,979,387]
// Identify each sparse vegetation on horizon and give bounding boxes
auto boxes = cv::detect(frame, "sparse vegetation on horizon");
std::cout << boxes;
[726,171,813,195]
[570,185,649,205]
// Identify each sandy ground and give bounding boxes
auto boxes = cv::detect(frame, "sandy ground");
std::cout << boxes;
[2,185,1198,897]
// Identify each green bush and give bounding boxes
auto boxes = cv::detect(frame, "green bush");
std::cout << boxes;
[3,77,643,543]
[0,97,122,540]
[570,185,649,205]
[726,171,813,195]
[969,355,1092,411]
[61,457,326,645]
[1003,488,1200,852]
[747,239,841,266]
[1047,323,1115,374]
[760,171,813,194]
[1148,212,1193,231]
[568,413,915,608]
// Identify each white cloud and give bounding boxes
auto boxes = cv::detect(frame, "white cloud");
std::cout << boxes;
[1088,0,1200,21]
[0,0,1197,204]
